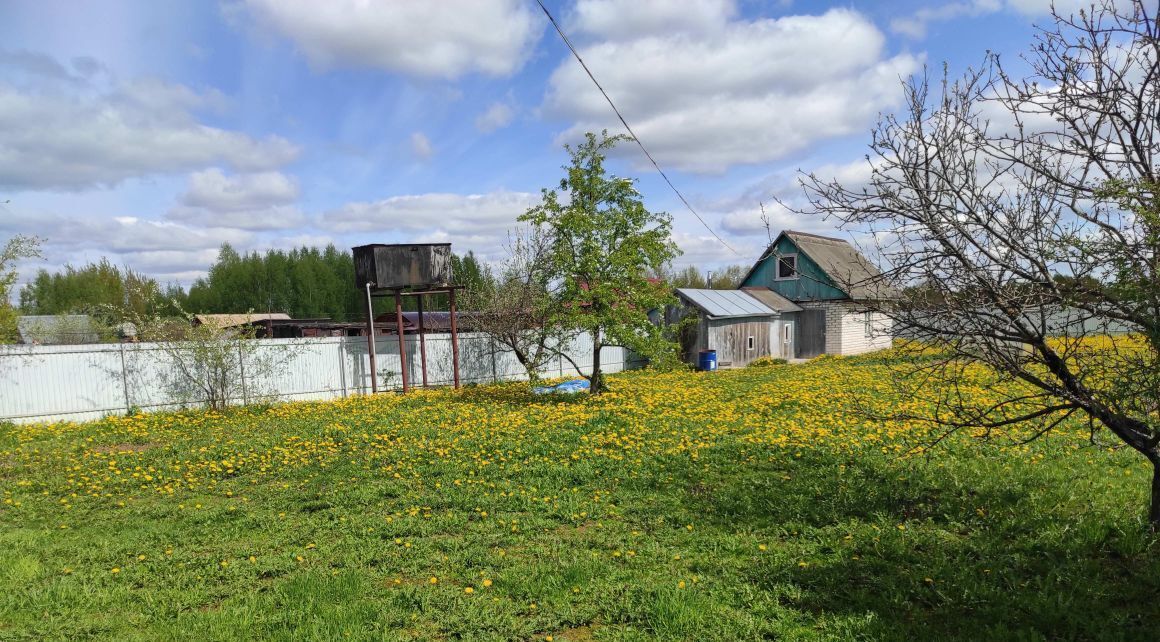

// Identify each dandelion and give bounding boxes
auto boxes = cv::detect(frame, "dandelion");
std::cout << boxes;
[111,567,120,574]
[429,576,438,585]
[677,580,686,589]
[482,579,493,587]
[464,587,474,594]
[758,544,767,551]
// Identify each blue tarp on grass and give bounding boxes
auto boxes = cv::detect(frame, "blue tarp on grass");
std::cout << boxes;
[532,379,590,395]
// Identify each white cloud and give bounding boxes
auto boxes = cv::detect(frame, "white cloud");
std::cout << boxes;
[570,0,736,41]
[1,209,251,253]
[669,231,760,269]
[1,204,258,285]
[475,102,515,133]
[544,6,921,173]
[410,132,434,161]
[165,168,305,231]
[241,0,541,78]
[323,190,540,260]
[0,55,299,191]
[324,191,538,235]
[179,168,299,211]
[167,204,307,231]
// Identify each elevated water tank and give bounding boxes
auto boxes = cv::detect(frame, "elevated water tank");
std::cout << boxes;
[353,243,453,291]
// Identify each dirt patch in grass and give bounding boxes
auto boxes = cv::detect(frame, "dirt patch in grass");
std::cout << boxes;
[551,624,596,641]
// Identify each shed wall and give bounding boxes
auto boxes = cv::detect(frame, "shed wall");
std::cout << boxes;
[706,317,773,367]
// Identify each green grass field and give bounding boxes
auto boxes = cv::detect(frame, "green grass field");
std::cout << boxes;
[3,352,1159,640]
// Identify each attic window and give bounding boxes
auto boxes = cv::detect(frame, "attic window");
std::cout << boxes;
[776,254,798,280]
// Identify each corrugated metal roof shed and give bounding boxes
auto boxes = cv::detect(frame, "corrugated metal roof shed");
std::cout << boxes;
[17,315,100,344]
[676,289,779,319]
[741,287,803,313]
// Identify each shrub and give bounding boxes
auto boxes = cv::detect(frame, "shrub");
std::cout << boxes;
[748,356,788,368]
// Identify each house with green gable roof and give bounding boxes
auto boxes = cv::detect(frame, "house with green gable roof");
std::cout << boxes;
[739,230,895,357]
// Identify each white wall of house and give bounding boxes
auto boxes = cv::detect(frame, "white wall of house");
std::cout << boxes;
[796,301,892,355]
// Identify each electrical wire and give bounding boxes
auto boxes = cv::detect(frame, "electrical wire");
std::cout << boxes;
[534,0,739,255]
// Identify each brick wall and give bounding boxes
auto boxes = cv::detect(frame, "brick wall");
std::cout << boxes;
[797,301,892,355]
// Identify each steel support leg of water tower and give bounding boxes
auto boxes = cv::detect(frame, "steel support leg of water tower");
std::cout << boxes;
[394,289,409,393]
[449,287,461,389]
[365,282,377,394]
[417,294,429,388]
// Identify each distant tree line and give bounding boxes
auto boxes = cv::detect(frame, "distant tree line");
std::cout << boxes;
[17,243,495,323]
[661,264,749,290]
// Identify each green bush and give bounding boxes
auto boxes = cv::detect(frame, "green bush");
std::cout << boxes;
[748,356,788,368]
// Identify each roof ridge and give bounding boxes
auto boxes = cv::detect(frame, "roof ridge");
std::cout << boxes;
[784,229,849,243]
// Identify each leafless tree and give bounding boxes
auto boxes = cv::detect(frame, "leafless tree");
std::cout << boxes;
[796,1,1160,528]
[468,227,574,381]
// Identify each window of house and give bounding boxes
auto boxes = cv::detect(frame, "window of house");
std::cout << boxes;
[863,311,873,338]
[747,335,755,351]
[776,254,797,280]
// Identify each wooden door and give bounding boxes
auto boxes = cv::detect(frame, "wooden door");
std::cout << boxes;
[795,310,826,358]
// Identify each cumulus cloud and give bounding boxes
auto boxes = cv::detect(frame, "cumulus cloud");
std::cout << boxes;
[165,168,305,231]
[323,191,540,260]
[569,0,736,41]
[544,5,921,173]
[0,53,299,191]
[324,191,539,235]
[475,102,515,133]
[241,0,541,78]
[1,204,257,284]
[179,168,299,211]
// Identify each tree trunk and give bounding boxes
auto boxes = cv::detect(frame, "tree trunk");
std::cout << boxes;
[1150,453,1160,532]
[590,328,604,395]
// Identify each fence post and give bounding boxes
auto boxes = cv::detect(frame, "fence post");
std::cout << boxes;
[490,337,499,383]
[237,341,249,406]
[119,342,131,414]
[338,339,348,398]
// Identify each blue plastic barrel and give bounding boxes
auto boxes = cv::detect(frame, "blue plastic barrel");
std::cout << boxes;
[697,349,718,372]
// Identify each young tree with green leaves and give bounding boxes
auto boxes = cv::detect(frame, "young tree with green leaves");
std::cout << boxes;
[520,131,680,394]
[1,235,41,343]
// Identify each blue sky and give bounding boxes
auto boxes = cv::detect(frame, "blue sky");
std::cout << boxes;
[0,0,1084,290]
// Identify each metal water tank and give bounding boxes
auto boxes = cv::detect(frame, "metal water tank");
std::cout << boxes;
[352,244,453,290]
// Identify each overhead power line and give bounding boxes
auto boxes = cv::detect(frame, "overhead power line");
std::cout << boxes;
[533,0,739,255]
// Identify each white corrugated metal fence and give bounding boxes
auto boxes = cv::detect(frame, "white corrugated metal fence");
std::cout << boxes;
[0,332,640,424]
